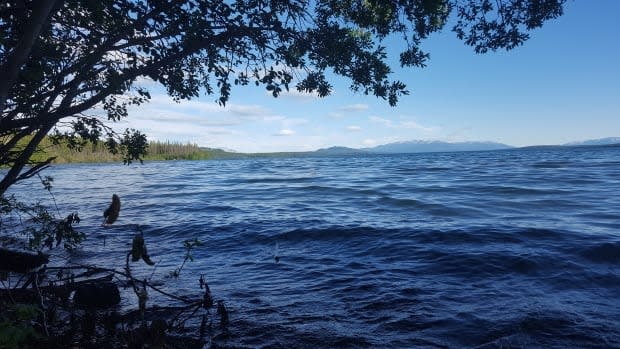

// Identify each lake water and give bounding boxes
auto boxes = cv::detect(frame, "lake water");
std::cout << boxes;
[8,145,620,348]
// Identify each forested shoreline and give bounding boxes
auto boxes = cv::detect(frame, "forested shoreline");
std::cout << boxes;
[29,138,217,163]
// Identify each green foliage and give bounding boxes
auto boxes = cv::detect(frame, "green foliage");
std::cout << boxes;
[170,238,203,278]
[50,124,148,164]
[182,238,203,263]
[11,136,213,164]
[38,175,53,192]
[0,0,566,194]
[0,194,84,251]
[0,304,40,349]
[1,174,83,252]
[454,0,565,53]
[146,141,212,161]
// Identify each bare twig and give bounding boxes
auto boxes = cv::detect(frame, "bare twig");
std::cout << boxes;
[33,272,50,336]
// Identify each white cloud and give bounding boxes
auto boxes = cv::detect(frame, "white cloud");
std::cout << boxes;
[134,76,159,89]
[142,94,277,121]
[114,90,443,153]
[275,129,295,136]
[125,94,292,138]
[368,115,394,127]
[363,139,377,146]
[369,115,436,133]
[277,89,321,101]
[282,118,309,127]
[338,103,369,112]
[131,109,240,127]
[401,120,435,132]
[121,92,299,149]
[226,104,274,118]
[445,127,473,142]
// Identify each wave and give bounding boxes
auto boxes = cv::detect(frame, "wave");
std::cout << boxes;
[241,175,318,184]
[578,241,620,264]
[531,160,574,168]
[9,146,620,348]
[479,185,570,196]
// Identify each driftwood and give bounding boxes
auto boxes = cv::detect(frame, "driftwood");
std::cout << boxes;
[0,247,49,273]
[0,268,114,301]
[0,234,217,348]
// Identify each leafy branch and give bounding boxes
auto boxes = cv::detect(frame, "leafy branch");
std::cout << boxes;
[170,238,203,278]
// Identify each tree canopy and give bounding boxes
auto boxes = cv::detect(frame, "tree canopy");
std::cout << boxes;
[0,0,565,194]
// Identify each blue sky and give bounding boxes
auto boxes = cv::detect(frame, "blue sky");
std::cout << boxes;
[123,1,620,153]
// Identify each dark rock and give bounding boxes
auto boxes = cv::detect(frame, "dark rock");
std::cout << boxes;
[74,281,121,308]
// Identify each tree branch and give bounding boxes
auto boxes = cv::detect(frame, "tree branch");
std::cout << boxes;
[0,120,55,195]
[0,0,61,116]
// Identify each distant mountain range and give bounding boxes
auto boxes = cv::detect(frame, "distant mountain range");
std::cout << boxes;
[312,146,366,155]
[311,140,512,155]
[563,137,620,147]
[202,137,620,157]
[363,140,513,153]
[313,137,620,155]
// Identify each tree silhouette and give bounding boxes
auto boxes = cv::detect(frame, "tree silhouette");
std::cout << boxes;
[0,0,565,194]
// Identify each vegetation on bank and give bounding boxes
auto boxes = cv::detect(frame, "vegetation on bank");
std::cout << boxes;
[28,137,220,164]
[26,137,347,164]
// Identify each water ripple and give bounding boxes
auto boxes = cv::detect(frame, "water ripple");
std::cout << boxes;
[6,146,620,348]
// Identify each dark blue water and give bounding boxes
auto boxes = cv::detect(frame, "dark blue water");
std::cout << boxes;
[8,146,620,348]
